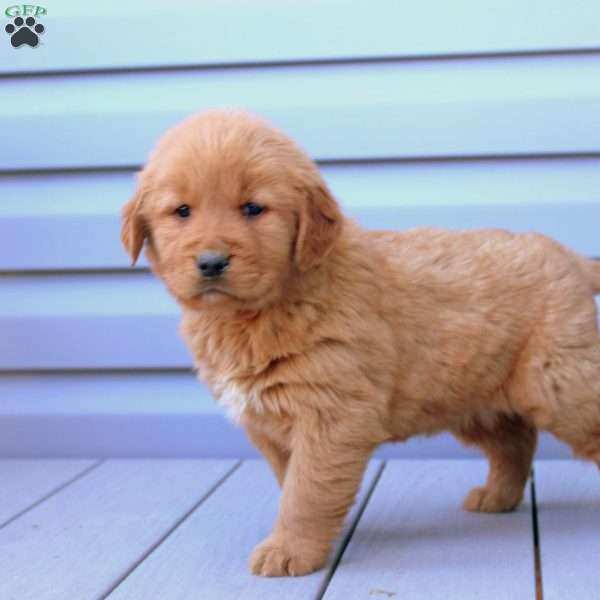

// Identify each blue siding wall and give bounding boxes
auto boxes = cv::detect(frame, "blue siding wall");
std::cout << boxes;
[1,1,600,457]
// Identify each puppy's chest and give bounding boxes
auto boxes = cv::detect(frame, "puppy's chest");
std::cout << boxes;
[211,371,262,423]
[183,313,313,423]
[196,359,273,423]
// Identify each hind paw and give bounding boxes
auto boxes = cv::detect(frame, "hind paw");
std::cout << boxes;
[463,485,523,513]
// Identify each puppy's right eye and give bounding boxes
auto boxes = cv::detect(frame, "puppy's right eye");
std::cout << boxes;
[175,205,191,218]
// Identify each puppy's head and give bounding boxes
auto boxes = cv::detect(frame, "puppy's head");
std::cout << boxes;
[121,109,342,311]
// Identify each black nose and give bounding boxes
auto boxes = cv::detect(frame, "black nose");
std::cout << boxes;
[197,252,230,278]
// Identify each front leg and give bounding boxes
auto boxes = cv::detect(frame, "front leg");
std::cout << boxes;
[250,427,372,577]
[244,423,290,487]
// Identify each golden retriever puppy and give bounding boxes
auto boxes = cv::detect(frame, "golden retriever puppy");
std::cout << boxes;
[122,109,600,577]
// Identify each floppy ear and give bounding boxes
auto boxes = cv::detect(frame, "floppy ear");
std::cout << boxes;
[121,192,147,266]
[295,180,343,272]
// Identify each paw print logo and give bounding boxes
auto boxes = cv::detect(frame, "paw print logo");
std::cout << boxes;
[5,16,45,48]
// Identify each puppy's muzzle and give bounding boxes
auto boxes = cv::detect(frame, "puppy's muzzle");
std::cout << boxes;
[197,251,230,278]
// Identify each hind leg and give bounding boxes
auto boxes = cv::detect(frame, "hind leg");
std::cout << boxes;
[454,414,537,513]
[513,342,600,468]
[550,351,600,466]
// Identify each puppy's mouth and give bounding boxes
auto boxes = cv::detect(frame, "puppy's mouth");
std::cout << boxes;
[200,285,227,296]
[197,282,236,300]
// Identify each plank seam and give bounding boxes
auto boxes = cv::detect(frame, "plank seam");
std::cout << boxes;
[0,268,150,276]
[0,459,104,530]
[530,467,544,600]
[3,152,600,176]
[0,367,194,375]
[1,46,600,80]
[99,459,242,600]
[316,460,386,600]
[1,256,599,281]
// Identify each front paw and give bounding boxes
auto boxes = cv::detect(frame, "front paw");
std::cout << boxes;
[463,484,523,513]
[249,535,327,577]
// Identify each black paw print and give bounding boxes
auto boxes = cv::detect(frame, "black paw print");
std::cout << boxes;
[5,16,45,48]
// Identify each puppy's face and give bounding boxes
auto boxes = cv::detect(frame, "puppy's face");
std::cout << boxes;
[121,111,342,311]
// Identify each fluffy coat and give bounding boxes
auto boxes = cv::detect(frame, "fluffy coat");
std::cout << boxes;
[122,109,600,577]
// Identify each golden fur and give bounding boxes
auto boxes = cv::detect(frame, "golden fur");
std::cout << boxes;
[122,109,600,577]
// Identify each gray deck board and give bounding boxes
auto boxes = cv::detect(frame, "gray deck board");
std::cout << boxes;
[323,460,536,600]
[3,458,597,599]
[0,459,98,527]
[534,460,600,600]
[0,459,236,600]
[108,460,382,600]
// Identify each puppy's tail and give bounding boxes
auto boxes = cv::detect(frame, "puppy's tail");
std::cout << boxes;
[581,258,600,294]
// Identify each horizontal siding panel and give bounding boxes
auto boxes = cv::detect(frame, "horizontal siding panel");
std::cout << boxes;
[4,204,600,273]
[2,55,600,170]
[0,372,214,415]
[2,0,599,75]
[0,272,173,316]
[3,271,600,370]
[0,413,572,458]
[3,158,600,270]
[1,314,185,369]
[0,272,187,370]
[0,373,572,458]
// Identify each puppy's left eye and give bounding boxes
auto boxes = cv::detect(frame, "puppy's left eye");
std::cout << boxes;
[175,204,191,218]
[240,202,264,217]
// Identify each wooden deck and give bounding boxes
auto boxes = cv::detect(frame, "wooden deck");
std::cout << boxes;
[1,459,597,599]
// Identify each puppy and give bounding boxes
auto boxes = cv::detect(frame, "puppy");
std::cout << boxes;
[122,109,600,577]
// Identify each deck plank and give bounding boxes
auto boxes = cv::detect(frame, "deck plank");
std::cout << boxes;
[323,460,536,600]
[108,460,382,600]
[0,459,98,528]
[534,460,600,600]
[0,459,236,600]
